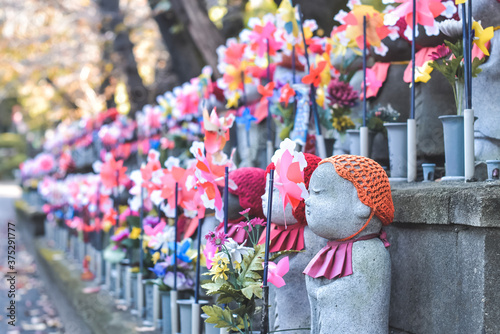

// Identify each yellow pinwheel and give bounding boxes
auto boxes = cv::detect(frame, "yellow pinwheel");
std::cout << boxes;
[472,21,494,56]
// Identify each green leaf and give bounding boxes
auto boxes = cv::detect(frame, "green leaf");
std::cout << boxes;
[237,244,265,287]
[201,280,224,295]
[269,250,300,262]
[241,283,263,300]
[126,215,141,228]
[103,244,126,263]
[201,305,244,331]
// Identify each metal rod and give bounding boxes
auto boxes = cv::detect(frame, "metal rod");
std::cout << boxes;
[410,0,416,119]
[363,15,367,126]
[224,167,229,234]
[174,182,178,290]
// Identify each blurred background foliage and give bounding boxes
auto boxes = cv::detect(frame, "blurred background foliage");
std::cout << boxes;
[0,0,347,177]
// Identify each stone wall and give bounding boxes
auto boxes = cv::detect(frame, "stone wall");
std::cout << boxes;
[387,182,500,334]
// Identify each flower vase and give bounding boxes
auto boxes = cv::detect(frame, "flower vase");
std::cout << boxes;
[384,122,408,182]
[201,313,219,334]
[346,129,360,156]
[143,281,155,325]
[439,115,465,181]
[177,299,209,334]
[161,291,172,334]
[130,272,138,312]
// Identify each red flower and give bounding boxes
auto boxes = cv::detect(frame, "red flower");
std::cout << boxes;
[279,83,296,107]
[430,44,451,60]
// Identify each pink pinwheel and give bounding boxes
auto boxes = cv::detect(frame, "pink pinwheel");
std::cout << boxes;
[100,155,129,190]
[144,221,166,237]
[266,256,290,288]
[203,108,235,154]
[272,139,308,213]
[248,21,283,58]
[385,0,446,37]
[223,42,247,67]
[158,165,186,216]
[274,149,308,213]
[360,67,384,99]
[191,142,236,222]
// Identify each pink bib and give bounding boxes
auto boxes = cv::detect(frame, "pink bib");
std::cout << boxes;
[303,230,389,279]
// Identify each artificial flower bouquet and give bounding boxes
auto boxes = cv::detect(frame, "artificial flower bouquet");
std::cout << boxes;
[367,104,400,136]
[148,238,196,292]
[326,79,358,134]
[201,210,290,334]
[145,216,197,290]
[427,19,493,114]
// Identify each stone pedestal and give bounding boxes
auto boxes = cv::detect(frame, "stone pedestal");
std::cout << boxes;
[388,182,500,333]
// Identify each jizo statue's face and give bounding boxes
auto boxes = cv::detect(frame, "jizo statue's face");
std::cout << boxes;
[261,174,297,226]
[305,163,378,240]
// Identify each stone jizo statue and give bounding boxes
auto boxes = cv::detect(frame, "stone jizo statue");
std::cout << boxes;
[303,155,394,334]
[260,153,324,334]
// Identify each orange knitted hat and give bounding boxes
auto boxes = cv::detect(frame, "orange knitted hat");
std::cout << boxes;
[319,155,394,239]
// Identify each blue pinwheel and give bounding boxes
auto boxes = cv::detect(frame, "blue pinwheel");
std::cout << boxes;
[168,239,193,265]
[235,107,257,131]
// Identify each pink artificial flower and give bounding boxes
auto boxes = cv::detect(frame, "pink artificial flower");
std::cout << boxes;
[208,231,228,248]
[249,217,266,227]
[205,231,216,241]
[111,228,130,243]
[266,256,289,288]
[239,208,251,216]
[38,154,55,172]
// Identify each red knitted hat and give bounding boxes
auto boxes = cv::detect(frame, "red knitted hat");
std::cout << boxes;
[265,153,321,225]
[320,155,394,226]
[229,167,266,219]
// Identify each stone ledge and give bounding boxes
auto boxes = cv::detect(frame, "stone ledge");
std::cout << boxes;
[34,239,156,334]
[391,181,500,228]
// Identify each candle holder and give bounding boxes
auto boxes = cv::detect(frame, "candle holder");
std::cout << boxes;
[486,160,500,181]
[422,163,436,182]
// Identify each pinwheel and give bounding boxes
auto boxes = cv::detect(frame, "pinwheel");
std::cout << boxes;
[99,154,129,190]
[169,238,194,264]
[235,107,257,132]
[271,139,308,213]
[248,20,283,58]
[383,0,448,39]
[191,141,236,222]
[144,220,166,237]
[302,61,327,88]
[203,108,235,154]
[277,0,299,39]
[335,5,392,56]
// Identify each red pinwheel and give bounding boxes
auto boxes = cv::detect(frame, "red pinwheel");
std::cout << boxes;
[302,61,327,88]
[257,82,275,104]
